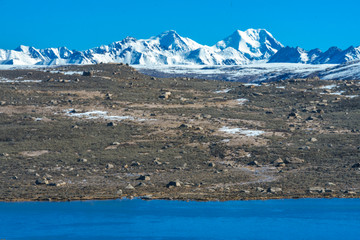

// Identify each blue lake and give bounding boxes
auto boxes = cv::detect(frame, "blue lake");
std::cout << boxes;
[1,198,360,240]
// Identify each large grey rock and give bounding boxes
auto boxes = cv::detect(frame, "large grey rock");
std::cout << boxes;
[137,175,150,181]
[267,187,282,193]
[35,178,49,185]
[248,160,260,166]
[106,163,114,169]
[284,157,305,164]
[309,187,325,193]
[125,184,135,190]
[167,180,181,188]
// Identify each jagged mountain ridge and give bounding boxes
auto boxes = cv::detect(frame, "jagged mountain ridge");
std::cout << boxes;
[0,29,283,65]
[0,29,359,66]
[269,46,360,64]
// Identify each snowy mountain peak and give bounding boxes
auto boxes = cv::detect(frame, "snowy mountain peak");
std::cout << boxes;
[15,45,31,52]
[215,29,283,60]
[152,30,201,52]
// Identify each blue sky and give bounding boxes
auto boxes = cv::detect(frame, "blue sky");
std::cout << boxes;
[1,0,359,51]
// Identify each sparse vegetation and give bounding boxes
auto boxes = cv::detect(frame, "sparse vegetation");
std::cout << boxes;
[0,64,359,201]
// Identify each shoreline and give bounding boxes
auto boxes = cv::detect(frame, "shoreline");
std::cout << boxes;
[1,194,359,203]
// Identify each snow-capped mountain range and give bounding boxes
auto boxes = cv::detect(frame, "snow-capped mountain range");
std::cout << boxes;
[268,46,360,64]
[0,29,359,66]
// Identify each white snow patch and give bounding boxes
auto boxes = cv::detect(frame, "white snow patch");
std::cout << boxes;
[276,86,285,89]
[214,89,232,93]
[236,98,248,105]
[0,77,42,83]
[344,95,359,98]
[135,63,335,82]
[243,83,261,87]
[62,71,83,75]
[219,126,265,136]
[65,110,148,122]
[318,84,338,90]
[329,91,345,95]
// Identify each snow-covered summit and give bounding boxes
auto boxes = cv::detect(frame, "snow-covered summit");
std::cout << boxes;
[215,29,283,60]
[152,30,202,52]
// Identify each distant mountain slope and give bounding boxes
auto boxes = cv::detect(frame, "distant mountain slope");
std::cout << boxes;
[269,46,360,64]
[318,60,360,80]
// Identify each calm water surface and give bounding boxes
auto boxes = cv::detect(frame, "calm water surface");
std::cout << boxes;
[1,198,360,240]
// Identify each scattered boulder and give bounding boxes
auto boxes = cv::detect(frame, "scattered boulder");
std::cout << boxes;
[159,91,172,99]
[137,175,150,181]
[288,112,301,119]
[351,163,360,169]
[82,71,93,77]
[153,159,162,165]
[326,182,336,187]
[309,137,318,142]
[131,162,141,167]
[35,178,49,185]
[179,123,193,129]
[267,187,282,193]
[78,158,87,163]
[208,162,216,167]
[107,122,117,127]
[105,93,113,100]
[309,187,325,193]
[272,158,285,167]
[140,195,153,200]
[284,157,305,164]
[248,160,260,167]
[240,190,250,194]
[136,182,147,187]
[167,180,181,188]
[52,180,66,187]
[125,184,135,190]
[106,163,114,169]
[344,190,356,195]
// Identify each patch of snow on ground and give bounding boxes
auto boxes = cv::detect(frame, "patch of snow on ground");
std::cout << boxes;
[214,89,232,93]
[0,65,48,70]
[318,84,338,90]
[344,95,359,98]
[0,77,42,83]
[135,63,335,82]
[219,126,265,137]
[276,86,285,89]
[236,98,248,105]
[62,71,83,75]
[65,110,147,122]
[329,91,345,95]
[243,83,261,86]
